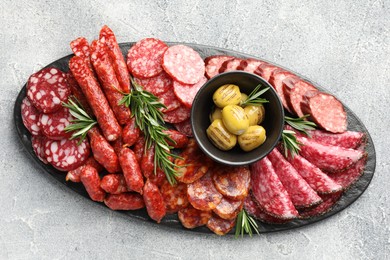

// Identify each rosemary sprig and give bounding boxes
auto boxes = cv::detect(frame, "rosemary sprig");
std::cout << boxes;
[281,130,301,158]
[235,209,260,238]
[241,84,269,106]
[284,115,316,136]
[62,98,97,144]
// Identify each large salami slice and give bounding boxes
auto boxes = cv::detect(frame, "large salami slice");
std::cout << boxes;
[162,105,191,124]
[21,97,41,136]
[173,76,207,108]
[206,215,236,236]
[237,59,265,73]
[178,206,212,229]
[299,192,342,219]
[31,135,48,164]
[26,67,70,114]
[134,71,173,96]
[268,149,322,208]
[157,88,182,113]
[213,197,243,220]
[162,45,205,84]
[143,179,166,223]
[268,69,297,112]
[254,63,279,81]
[283,78,317,117]
[250,157,299,219]
[218,58,243,73]
[204,55,234,79]
[173,119,193,137]
[127,38,168,79]
[104,193,145,211]
[160,179,189,214]
[38,107,73,140]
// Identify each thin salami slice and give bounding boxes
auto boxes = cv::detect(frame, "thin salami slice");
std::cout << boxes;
[104,193,145,211]
[157,88,182,113]
[66,157,102,183]
[286,154,343,194]
[296,135,365,172]
[143,179,166,223]
[44,138,90,172]
[27,67,70,113]
[122,117,140,147]
[162,45,205,84]
[237,59,265,73]
[204,55,234,79]
[213,197,243,220]
[38,107,73,140]
[178,206,212,229]
[127,38,168,79]
[218,58,243,73]
[211,165,250,201]
[80,165,106,202]
[254,63,279,82]
[173,119,193,137]
[160,179,189,214]
[301,90,347,133]
[268,149,322,208]
[283,78,317,117]
[163,105,191,124]
[100,174,129,194]
[268,69,297,112]
[21,97,41,136]
[250,157,299,219]
[134,71,173,96]
[206,215,235,236]
[31,135,48,164]
[299,192,342,218]
[173,76,207,108]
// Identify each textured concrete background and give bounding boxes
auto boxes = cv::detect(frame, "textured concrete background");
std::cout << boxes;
[1,0,389,259]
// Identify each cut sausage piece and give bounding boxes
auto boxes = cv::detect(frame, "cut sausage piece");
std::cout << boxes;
[160,179,189,214]
[44,138,90,172]
[21,97,41,136]
[173,119,193,137]
[66,157,102,183]
[207,215,236,235]
[104,193,145,210]
[237,59,265,73]
[286,154,342,194]
[296,135,365,172]
[204,55,234,79]
[268,69,297,112]
[119,147,144,194]
[268,149,322,208]
[301,90,347,133]
[163,129,189,149]
[299,192,342,218]
[122,117,140,147]
[69,56,121,141]
[213,197,243,220]
[163,105,191,124]
[127,38,168,79]
[283,78,317,117]
[218,58,243,73]
[254,63,279,81]
[157,88,182,113]
[31,135,48,164]
[178,206,212,229]
[250,157,298,219]
[38,107,73,140]
[162,45,205,84]
[26,67,70,114]
[80,165,106,202]
[134,71,173,96]
[100,174,129,194]
[143,179,166,223]
[211,165,250,201]
[173,76,207,108]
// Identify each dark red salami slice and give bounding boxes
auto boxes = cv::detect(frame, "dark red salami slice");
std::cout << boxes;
[254,63,279,82]
[211,165,250,201]
[206,215,235,235]
[187,172,223,211]
[297,135,365,172]
[283,78,317,117]
[237,59,265,73]
[134,71,173,96]
[127,38,168,79]
[100,174,129,194]
[299,192,342,218]
[160,179,189,214]
[268,149,322,208]
[178,206,212,229]
[44,138,90,172]
[143,179,166,223]
[104,193,145,210]
[157,88,182,113]
[66,157,102,183]
[301,90,347,133]
[268,69,297,112]
[162,45,205,84]
[173,119,193,137]
[80,165,106,202]
[218,58,243,73]
[250,157,298,219]
[287,154,342,194]
[213,197,243,220]
[163,105,191,124]
[173,76,207,108]
[21,97,41,136]
[122,117,140,147]
[31,135,48,164]
[26,67,70,113]
[38,107,73,140]
[204,55,234,79]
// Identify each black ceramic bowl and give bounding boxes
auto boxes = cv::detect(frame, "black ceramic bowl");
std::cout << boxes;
[191,71,285,166]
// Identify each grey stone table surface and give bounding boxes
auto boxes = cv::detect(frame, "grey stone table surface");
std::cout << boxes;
[1,0,389,259]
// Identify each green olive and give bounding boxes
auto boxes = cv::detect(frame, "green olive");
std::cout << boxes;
[240,93,248,104]
[206,119,237,151]
[238,125,266,152]
[221,105,249,135]
[209,107,222,123]
[244,104,265,126]
[213,84,241,108]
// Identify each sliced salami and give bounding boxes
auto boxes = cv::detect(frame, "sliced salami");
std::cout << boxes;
[38,107,73,140]
[26,67,70,113]
[104,193,145,211]
[173,76,207,108]
[206,215,235,236]
[301,90,347,133]
[21,97,41,136]
[268,149,322,208]
[66,157,102,183]
[80,165,106,202]
[268,69,297,112]
[163,105,191,124]
[237,59,265,73]
[162,45,205,84]
[134,71,173,96]
[250,157,298,219]
[283,78,317,117]
[254,63,279,81]
[173,119,193,137]
[160,179,189,214]
[178,206,212,229]
[31,135,48,164]
[218,58,243,73]
[204,55,234,79]
[299,192,342,218]
[143,179,166,223]
[213,197,243,220]
[211,165,250,201]
[127,38,168,79]
[187,172,223,211]
[157,88,182,113]
[100,174,129,194]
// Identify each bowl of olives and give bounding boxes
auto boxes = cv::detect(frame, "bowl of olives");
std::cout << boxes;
[191,71,284,166]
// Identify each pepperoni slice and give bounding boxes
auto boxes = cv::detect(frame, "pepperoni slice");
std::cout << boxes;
[104,193,145,210]
[213,197,243,220]
[157,88,181,113]
[178,206,212,229]
[162,45,205,84]
[211,165,250,200]
[173,76,207,108]
[26,67,70,113]
[127,38,168,78]
[38,107,73,140]
[162,105,191,124]
[204,55,234,79]
[160,179,189,214]
[31,135,48,164]
[21,97,41,136]
[143,179,166,223]
[174,119,193,137]
[134,71,173,96]
[206,215,236,235]
[218,58,243,73]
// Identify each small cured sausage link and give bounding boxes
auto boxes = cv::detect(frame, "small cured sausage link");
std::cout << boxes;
[141,144,155,178]
[90,40,131,125]
[148,167,167,187]
[100,174,129,194]
[21,97,41,136]
[178,206,212,229]
[66,72,93,116]
[122,117,140,147]
[99,25,131,93]
[206,215,236,236]
[70,37,94,73]
[163,129,189,149]
[160,179,189,214]
[213,197,243,220]
[133,135,145,164]
[69,56,121,141]
[80,165,106,202]
[88,127,120,173]
[119,147,144,194]
[66,157,103,183]
[111,137,124,155]
[143,179,166,223]
[104,193,145,210]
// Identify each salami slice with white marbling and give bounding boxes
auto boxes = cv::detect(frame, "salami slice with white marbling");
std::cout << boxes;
[21,97,41,136]
[38,107,73,140]
[134,71,173,96]
[157,88,181,113]
[173,76,207,108]
[31,135,48,164]
[204,55,234,79]
[162,105,191,124]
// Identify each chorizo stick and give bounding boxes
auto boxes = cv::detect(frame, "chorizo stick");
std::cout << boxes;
[104,193,145,210]
[118,147,144,194]
[70,37,94,73]
[80,165,106,202]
